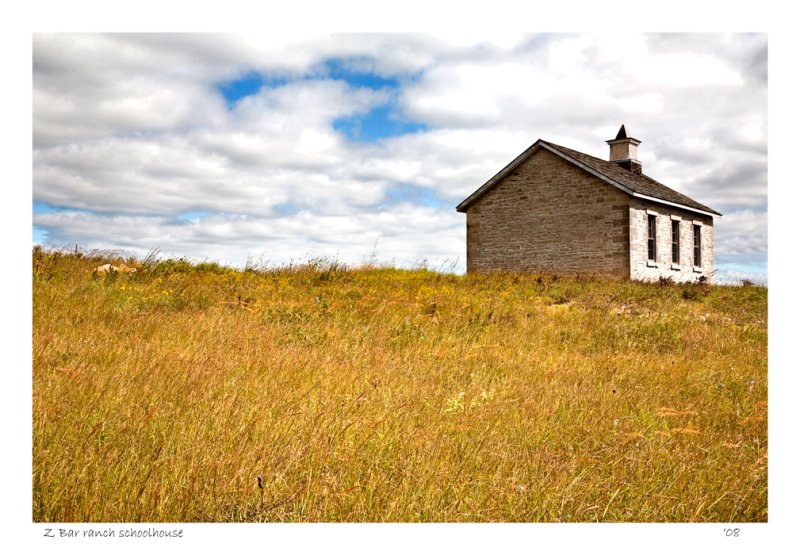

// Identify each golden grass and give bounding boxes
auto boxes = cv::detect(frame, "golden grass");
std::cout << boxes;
[32,248,767,522]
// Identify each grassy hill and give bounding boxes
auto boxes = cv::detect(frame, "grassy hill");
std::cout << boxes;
[32,247,767,522]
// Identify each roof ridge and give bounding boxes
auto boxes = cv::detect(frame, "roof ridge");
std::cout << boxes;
[542,140,607,163]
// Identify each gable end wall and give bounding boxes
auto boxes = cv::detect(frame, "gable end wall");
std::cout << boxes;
[466,148,630,276]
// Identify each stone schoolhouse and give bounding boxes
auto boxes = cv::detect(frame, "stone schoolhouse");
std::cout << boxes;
[456,126,721,282]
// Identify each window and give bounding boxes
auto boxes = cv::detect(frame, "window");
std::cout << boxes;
[647,214,657,262]
[671,220,680,264]
[693,224,702,267]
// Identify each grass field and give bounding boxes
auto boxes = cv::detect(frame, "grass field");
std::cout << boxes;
[32,247,767,522]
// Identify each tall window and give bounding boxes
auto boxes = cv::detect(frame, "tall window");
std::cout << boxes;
[647,214,657,262]
[693,224,702,267]
[671,220,680,264]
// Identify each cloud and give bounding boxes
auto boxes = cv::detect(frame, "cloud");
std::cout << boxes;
[713,209,768,266]
[34,78,391,216]
[33,204,465,270]
[645,33,767,86]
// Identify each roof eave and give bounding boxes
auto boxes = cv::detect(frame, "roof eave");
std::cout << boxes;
[631,193,722,218]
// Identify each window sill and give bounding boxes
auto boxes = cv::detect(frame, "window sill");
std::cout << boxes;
[693,266,703,273]
[671,263,681,270]
[647,261,658,268]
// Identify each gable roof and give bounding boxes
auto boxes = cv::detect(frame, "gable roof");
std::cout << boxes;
[455,139,722,217]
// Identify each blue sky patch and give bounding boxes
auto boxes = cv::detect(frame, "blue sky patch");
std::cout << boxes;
[33,225,48,244]
[33,200,60,214]
[217,60,401,109]
[216,72,288,108]
[324,58,430,141]
[176,211,212,222]
[716,261,768,276]
[274,202,299,216]
[384,184,446,209]
[216,61,429,142]
[33,200,94,215]
[322,58,400,90]
[334,105,428,142]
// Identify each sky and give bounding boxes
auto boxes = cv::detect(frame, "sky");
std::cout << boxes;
[32,33,768,283]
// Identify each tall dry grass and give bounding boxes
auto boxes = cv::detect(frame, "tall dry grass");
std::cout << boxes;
[32,247,767,522]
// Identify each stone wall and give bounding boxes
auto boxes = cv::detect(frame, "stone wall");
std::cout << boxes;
[628,198,715,282]
[466,148,630,276]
